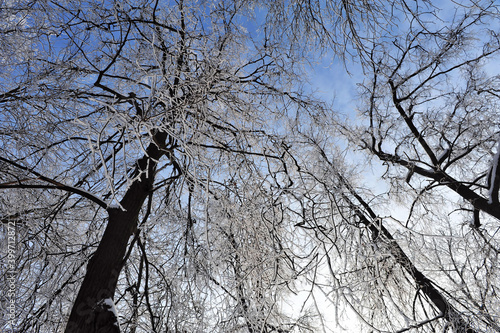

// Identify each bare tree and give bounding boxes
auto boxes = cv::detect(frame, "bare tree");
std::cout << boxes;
[3,0,499,333]
[0,0,322,332]
[300,1,500,332]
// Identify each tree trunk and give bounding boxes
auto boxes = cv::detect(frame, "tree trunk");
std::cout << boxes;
[65,133,166,333]
[355,209,477,333]
[64,208,138,333]
[337,171,476,332]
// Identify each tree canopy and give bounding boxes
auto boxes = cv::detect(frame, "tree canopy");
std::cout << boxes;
[1,0,499,332]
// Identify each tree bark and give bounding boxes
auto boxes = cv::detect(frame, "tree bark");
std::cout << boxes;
[65,132,166,333]
[64,208,139,333]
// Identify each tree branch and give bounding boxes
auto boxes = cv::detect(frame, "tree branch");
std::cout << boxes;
[0,156,107,209]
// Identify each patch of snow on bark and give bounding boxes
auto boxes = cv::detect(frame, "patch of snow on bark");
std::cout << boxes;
[99,298,121,329]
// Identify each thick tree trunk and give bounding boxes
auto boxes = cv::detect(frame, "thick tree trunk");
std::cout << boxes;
[65,133,166,333]
[64,208,137,333]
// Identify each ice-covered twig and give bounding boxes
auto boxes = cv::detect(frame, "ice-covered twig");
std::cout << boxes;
[0,156,107,209]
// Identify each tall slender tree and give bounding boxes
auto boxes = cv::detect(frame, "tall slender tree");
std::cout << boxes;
[290,1,500,331]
